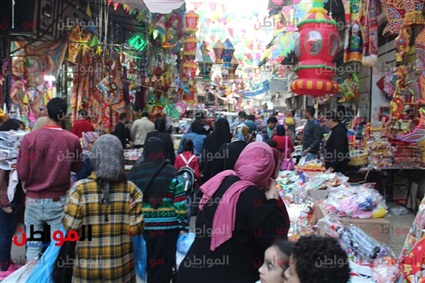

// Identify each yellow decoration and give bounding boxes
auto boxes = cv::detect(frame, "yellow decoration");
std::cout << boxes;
[96,46,102,55]
[372,207,387,218]
[306,81,313,89]
[22,94,29,104]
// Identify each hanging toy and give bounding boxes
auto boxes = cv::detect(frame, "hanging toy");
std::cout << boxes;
[389,97,404,119]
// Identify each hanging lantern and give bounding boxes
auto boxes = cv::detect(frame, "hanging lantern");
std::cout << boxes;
[228,56,239,80]
[222,39,235,68]
[199,54,214,81]
[184,10,199,34]
[290,0,341,97]
[183,60,198,80]
[213,40,225,64]
[183,35,198,57]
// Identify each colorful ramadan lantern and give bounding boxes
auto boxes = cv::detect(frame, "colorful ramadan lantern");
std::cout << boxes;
[222,39,235,69]
[183,35,198,57]
[290,0,341,97]
[184,10,199,34]
[213,40,225,64]
[183,60,198,80]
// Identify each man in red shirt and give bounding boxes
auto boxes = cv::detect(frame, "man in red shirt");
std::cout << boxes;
[17,98,83,260]
[71,110,95,138]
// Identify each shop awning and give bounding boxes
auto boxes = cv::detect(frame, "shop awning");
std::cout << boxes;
[112,0,184,14]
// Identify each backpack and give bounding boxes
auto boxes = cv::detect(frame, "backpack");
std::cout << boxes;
[177,154,196,194]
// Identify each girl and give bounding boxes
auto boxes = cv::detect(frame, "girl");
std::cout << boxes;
[175,138,201,181]
[258,238,293,283]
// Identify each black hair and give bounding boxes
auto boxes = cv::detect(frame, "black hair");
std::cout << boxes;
[182,138,194,153]
[1,118,23,131]
[273,238,293,259]
[266,140,278,148]
[238,111,247,119]
[154,117,166,132]
[272,238,294,278]
[78,109,87,118]
[247,115,255,121]
[142,112,149,118]
[305,106,315,117]
[292,235,350,283]
[119,113,128,120]
[47,97,67,122]
[291,110,295,117]
[325,111,341,122]
[267,117,278,124]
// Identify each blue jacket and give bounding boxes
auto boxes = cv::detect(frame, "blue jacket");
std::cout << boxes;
[178,133,207,162]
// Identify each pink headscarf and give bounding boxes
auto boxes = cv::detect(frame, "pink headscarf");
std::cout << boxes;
[199,142,275,251]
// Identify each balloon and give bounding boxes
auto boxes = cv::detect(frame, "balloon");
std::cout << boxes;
[264,49,272,58]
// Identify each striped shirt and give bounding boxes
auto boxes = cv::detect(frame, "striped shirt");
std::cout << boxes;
[141,176,189,231]
[62,173,144,283]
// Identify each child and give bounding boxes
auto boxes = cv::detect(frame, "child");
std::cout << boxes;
[174,138,200,181]
[174,138,200,217]
[258,238,294,283]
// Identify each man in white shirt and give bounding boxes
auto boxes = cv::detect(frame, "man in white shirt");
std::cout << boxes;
[130,112,154,148]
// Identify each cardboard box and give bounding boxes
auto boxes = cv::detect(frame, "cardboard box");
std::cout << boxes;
[315,204,391,244]
[307,189,328,202]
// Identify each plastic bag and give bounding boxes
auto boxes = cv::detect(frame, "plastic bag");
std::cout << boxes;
[324,185,387,218]
[318,214,394,262]
[176,232,195,269]
[1,258,38,283]
[132,234,147,282]
[176,232,195,255]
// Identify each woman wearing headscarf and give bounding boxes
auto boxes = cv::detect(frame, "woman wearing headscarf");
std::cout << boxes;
[272,125,294,155]
[201,118,232,182]
[146,117,176,165]
[177,142,290,283]
[177,120,207,163]
[62,135,144,283]
[128,137,188,283]
[210,124,251,176]
[75,131,98,180]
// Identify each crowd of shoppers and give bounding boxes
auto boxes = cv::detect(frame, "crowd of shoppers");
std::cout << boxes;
[0,100,350,282]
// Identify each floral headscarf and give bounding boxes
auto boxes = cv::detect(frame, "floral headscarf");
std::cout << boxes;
[232,124,250,142]
[82,131,99,154]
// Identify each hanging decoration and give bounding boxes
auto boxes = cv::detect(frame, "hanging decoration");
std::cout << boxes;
[222,39,235,69]
[198,42,214,81]
[338,74,360,102]
[181,9,200,103]
[213,40,225,64]
[343,0,363,63]
[290,0,341,97]
[184,10,199,34]
[361,0,379,66]
[395,28,411,63]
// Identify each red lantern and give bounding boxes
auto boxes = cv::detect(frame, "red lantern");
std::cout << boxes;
[183,60,198,80]
[184,10,199,34]
[290,0,341,97]
[183,35,198,57]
